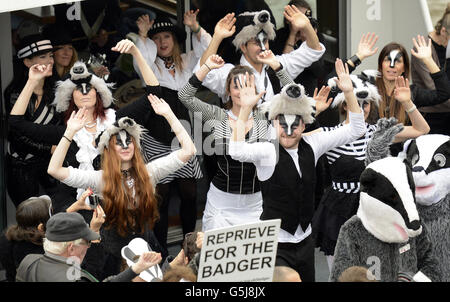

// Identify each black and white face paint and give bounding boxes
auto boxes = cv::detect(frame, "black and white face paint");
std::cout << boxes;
[388,50,403,68]
[115,130,132,149]
[75,82,93,95]
[278,114,301,136]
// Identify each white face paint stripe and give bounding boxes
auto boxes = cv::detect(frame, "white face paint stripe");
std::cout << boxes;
[388,50,402,68]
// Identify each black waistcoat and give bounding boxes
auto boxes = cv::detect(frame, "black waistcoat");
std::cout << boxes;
[260,139,316,234]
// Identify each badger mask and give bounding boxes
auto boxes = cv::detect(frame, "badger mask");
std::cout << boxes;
[232,10,276,50]
[328,70,381,110]
[357,157,422,243]
[399,135,450,206]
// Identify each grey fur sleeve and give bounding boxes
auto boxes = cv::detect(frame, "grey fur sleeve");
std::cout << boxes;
[365,117,404,166]
[329,226,355,281]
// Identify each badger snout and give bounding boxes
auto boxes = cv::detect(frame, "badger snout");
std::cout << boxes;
[258,12,269,23]
[286,85,302,99]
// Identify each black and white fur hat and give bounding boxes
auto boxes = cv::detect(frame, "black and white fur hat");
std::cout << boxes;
[53,61,114,113]
[399,134,450,206]
[96,117,145,154]
[328,70,381,109]
[232,10,276,50]
[258,83,316,123]
[358,157,422,243]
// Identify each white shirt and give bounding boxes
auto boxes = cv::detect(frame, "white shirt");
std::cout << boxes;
[229,111,367,243]
[133,29,212,90]
[193,41,326,103]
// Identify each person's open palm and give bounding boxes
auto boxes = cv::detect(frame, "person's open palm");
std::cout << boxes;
[236,73,265,108]
[284,5,310,33]
[183,9,199,28]
[394,76,411,103]
[313,86,333,115]
[334,59,353,93]
[357,32,379,60]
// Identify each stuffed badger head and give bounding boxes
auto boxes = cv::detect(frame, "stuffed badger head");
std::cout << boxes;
[328,70,381,110]
[232,10,276,51]
[399,134,450,207]
[357,157,422,243]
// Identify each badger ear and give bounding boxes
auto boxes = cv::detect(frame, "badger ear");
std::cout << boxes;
[327,77,338,89]
[360,168,378,191]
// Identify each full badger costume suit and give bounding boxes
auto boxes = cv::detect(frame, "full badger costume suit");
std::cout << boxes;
[330,122,441,282]
[399,135,450,281]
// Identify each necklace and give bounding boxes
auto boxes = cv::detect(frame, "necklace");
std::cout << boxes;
[85,120,97,129]
[158,55,175,71]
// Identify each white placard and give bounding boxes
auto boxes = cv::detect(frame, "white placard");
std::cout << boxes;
[197,219,281,282]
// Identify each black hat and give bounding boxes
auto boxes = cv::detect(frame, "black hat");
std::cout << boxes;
[17,34,55,59]
[122,7,157,34]
[42,24,73,49]
[45,212,100,242]
[147,16,186,43]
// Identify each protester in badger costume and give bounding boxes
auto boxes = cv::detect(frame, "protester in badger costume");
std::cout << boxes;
[330,120,441,282]
[229,59,366,281]
[313,70,431,272]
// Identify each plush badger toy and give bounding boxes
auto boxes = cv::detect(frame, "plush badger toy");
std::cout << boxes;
[330,121,441,282]
[398,134,450,282]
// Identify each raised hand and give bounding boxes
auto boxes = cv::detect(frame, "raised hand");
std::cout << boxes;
[28,64,52,82]
[205,54,225,70]
[148,94,173,117]
[313,86,333,115]
[356,32,379,61]
[66,107,88,133]
[284,5,311,33]
[112,39,137,55]
[183,9,200,31]
[394,76,411,104]
[214,13,236,39]
[236,72,266,108]
[136,14,154,37]
[411,35,432,60]
[256,50,280,70]
[333,59,353,93]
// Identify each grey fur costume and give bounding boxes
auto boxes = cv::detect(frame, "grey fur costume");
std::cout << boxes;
[330,216,441,282]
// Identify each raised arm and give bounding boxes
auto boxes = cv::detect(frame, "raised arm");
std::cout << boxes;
[333,59,360,114]
[183,9,202,41]
[48,107,88,181]
[112,39,158,86]
[199,13,236,67]
[10,64,52,116]
[178,54,227,122]
[392,76,430,142]
[147,94,196,163]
